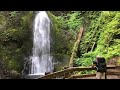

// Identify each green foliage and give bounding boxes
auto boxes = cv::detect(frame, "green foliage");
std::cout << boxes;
[9,11,18,17]
[55,11,82,38]
[66,12,82,31]
[79,11,102,54]
[80,70,95,74]
[0,11,34,72]
[0,11,120,74]
[96,11,120,59]
[50,11,84,56]
[75,52,97,66]
[76,11,120,67]
[48,11,74,55]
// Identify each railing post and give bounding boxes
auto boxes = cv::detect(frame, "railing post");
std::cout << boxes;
[105,72,107,79]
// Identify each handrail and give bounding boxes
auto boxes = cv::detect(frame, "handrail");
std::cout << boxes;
[40,65,120,79]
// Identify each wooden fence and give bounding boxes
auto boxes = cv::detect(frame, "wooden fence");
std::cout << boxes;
[39,65,120,79]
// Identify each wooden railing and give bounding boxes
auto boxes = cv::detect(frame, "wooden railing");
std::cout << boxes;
[39,65,120,79]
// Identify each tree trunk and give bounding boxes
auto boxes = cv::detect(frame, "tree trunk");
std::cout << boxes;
[69,27,84,67]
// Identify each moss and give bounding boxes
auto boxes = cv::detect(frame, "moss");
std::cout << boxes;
[0,11,72,73]
[47,12,73,71]
[0,15,6,31]
[0,11,34,73]
[48,11,72,55]
[0,15,6,25]
[75,11,120,67]
[21,11,34,27]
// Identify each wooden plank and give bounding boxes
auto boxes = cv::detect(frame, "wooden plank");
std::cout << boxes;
[107,65,116,69]
[68,74,96,79]
[115,66,120,69]
[107,72,120,75]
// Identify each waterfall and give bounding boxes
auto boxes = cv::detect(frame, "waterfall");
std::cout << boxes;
[28,11,53,76]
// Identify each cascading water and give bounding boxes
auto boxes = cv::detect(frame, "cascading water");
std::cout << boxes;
[28,11,53,76]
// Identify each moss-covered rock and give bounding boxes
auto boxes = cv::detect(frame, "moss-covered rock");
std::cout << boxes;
[0,11,35,74]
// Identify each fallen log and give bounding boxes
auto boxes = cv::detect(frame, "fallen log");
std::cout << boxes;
[69,27,84,67]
